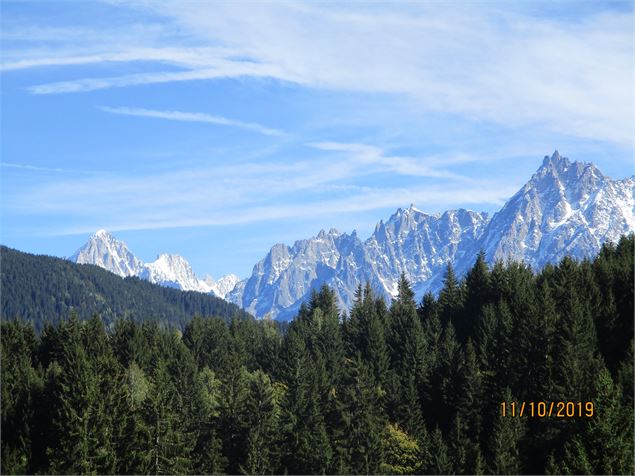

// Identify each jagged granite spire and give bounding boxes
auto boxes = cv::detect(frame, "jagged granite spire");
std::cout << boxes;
[229,152,635,320]
[70,230,239,298]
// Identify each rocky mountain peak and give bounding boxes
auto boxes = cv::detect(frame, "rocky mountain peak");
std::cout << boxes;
[542,149,568,169]
[71,229,143,278]
[94,229,111,238]
[71,232,237,297]
[230,152,634,320]
[70,152,634,321]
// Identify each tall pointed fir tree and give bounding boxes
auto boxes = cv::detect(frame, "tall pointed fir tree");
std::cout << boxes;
[459,251,491,342]
[143,358,193,475]
[0,321,40,474]
[241,369,281,475]
[191,366,226,474]
[487,387,525,475]
[555,367,634,475]
[388,274,426,439]
[438,262,464,329]
[335,354,384,474]
[278,331,332,474]
[46,316,115,474]
[551,259,601,402]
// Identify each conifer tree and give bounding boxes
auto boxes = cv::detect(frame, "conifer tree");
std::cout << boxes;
[459,251,491,341]
[438,262,463,327]
[191,367,226,474]
[557,368,634,475]
[487,388,524,475]
[387,275,426,437]
[427,426,452,474]
[144,359,193,475]
[242,370,281,475]
[46,316,112,474]
[111,361,152,474]
[336,354,384,474]
[278,332,332,474]
[218,353,250,474]
[456,339,483,440]
[0,321,40,474]
[552,285,600,401]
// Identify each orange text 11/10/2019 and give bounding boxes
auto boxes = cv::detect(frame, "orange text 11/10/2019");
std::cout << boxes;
[500,401,594,418]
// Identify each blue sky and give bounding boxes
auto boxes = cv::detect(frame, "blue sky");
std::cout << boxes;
[1,1,633,279]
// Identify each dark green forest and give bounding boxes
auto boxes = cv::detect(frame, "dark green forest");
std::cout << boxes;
[0,246,250,331]
[1,235,633,475]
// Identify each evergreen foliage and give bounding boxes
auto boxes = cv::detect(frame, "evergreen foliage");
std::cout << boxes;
[0,246,250,331]
[1,235,633,474]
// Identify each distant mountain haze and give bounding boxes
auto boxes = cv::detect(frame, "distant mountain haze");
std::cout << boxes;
[70,151,635,320]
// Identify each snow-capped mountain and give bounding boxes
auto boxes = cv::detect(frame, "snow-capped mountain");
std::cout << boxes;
[227,228,371,319]
[140,253,211,293]
[204,274,241,299]
[478,151,635,269]
[70,231,236,298]
[71,152,634,320]
[229,151,635,320]
[365,207,489,298]
[228,208,490,320]
[71,229,145,277]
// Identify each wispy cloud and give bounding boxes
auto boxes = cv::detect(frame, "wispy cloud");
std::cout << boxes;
[8,2,632,146]
[1,47,234,72]
[0,162,101,175]
[26,59,292,94]
[41,182,516,236]
[99,106,287,136]
[308,141,473,181]
[8,139,516,237]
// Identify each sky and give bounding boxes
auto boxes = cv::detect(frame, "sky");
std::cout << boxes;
[1,1,633,279]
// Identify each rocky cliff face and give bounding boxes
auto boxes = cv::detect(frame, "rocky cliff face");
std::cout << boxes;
[229,151,635,319]
[71,229,145,278]
[71,231,228,296]
[71,152,635,320]
[479,151,635,269]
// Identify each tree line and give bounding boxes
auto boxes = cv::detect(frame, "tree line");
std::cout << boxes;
[0,245,249,332]
[1,235,633,474]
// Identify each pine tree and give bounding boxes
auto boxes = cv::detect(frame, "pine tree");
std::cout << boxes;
[448,415,468,474]
[427,426,452,474]
[347,284,390,394]
[112,361,152,474]
[144,358,193,475]
[218,354,250,474]
[242,370,281,474]
[456,339,483,440]
[0,321,40,474]
[387,275,426,437]
[46,316,112,474]
[438,262,463,328]
[278,332,332,474]
[191,367,226,474]
[431,322,461,433]
[336,354,384,474]
[487,388,524,475]
[552,284,600,402]
[557,367,634,475]
[459,251,491,341]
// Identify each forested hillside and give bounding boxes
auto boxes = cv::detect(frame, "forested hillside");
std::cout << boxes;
[0,246,250,331]
[1,235,633,475]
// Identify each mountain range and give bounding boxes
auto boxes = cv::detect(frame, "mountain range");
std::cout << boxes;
[71,229,239,299]
[70,151,635,320]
